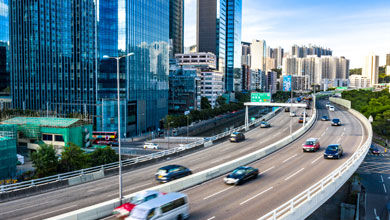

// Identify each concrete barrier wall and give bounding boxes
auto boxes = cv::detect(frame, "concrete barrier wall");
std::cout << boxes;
[48,102,317,220]
[330,97,351,109]
[68,171,104,186]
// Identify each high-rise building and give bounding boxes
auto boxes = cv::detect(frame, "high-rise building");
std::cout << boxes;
[197,0,226,74]
[10,0,96,116]
[363,54,379,86]
[225,0,242,93]
[0,0,8,93]
[386,54,390,66]
[169,0,184,57]
[97,0,170,136]
[251,40,266,71]
[291,44,332,58]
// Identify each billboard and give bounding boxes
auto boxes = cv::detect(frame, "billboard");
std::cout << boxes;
[283,75,292,92]
[251,93,271,103]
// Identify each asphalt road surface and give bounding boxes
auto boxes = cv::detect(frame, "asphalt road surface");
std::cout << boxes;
[0,106,307,220]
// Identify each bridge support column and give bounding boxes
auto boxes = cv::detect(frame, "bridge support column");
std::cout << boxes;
[245,106,249,131]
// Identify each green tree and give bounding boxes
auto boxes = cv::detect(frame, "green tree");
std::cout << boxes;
[31,144,59,178]
[216,96,227,107]
[88,146,118,167]
[59,143,89,172]
[201,97,211,109]
[349,68,362,75]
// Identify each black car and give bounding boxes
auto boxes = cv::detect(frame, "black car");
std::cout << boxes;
[230,132,245,142]
[370,145,380,155]
[331,118,341,126]
[321,115,330,121]
[285,107,290,112]
[324,144,343,159]
[224,166,259,185]
[155,165,192,183]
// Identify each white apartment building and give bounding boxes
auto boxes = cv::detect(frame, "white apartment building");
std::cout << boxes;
[197,71,224,109]
[251,40,267,71]
[363,54,379,86]
[349,75,370,89]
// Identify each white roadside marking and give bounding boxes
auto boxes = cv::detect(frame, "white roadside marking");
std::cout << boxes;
[204,186,234,200]
[383,184,387,194]
[282,154,297,163]
[321,132,325,137]
[381,175,384,182]
[260,166,275,175]
[240,187,273,205]
[24,205,78,220]
[311,156,323,164]
[207,216,216,220]
[284,168,305,181]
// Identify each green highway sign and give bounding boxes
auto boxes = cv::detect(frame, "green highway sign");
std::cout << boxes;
[251,93,271,103]
[336,87,348,90]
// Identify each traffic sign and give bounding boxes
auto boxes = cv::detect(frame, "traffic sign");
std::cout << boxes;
[251,93,271,103]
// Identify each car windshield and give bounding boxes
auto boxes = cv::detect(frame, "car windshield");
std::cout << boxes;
[129,195,145,205]
[231,134,237,137]
[156,169,167,176]
[305,141,315,145]
[232,168,246,175]
[327,145,338,151]
[333,119,339,122]
[130,207,148,219]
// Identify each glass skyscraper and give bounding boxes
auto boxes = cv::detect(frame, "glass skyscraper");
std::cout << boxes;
[97,0,169,136]
[169,0,184,57]
[225,0,242,92]
[0,0,9,92]
[10,0,96,116]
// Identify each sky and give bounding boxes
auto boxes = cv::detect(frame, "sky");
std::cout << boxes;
[184,0,390,68]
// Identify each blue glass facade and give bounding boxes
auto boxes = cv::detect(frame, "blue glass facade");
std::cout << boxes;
[10,0,96,116]
[0,0,8,43]
[0,0,9,92]
[225,0,242,92]
[96,0,169,136]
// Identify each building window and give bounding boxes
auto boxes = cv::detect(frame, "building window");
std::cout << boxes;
[42,134,53,141]
[55,135,64,142]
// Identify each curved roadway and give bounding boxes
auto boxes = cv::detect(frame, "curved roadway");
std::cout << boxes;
[0,107,308,220]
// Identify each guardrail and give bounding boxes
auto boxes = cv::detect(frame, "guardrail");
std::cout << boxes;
[48,99,316,220]
[0,107,281,194]
[258,98,372,220]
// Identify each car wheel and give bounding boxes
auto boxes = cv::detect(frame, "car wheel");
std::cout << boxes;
[253,174,258,179]
[177,214,183,220]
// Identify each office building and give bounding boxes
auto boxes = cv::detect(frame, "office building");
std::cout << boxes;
[197,0,226,74]
[386,54,390,66]
[251,40,267,71]
[175,52,216,69]
[241,42,251,67]
[197,71,224,109]
[96,1,170,136]
[10,0,96,117]
[363,54,379,86]
[266,71,277,94]
[266,58,276,72]
[0,0,8,92]
[169,0,184,57]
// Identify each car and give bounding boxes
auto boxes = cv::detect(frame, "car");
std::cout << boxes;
[321,115,330,121]
[260,121,271,128]
[224,166,259,185]
[230,132,245,142]
[298,117,305,123]
[285,107,290,112]
[112,190,165,218]
[303,138,320,152]
[326,102,331,108]
[155,165,192,183]
[300,112,309,117]
[329,106,335,111]
[324,144,343,159]
[290,111,297,117]
[370,145,380,155]
[143,143,159,149]
[331,118,341,126]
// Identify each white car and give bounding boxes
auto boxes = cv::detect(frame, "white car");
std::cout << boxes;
[290,111,297,117]
[329,106,335,112]
[143,143,159,150]
[326,102,331,108]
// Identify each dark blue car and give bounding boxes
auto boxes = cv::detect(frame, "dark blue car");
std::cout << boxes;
[224,166,259,185]
[331,118,341,126]
[321,115,329,121]
[324,144,343,159]
[155,165,192,183]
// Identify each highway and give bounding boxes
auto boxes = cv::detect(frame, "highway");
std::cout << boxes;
[183,100,368,219]
[0,106,307,220]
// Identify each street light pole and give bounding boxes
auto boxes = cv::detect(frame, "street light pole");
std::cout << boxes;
[103,52,134,203]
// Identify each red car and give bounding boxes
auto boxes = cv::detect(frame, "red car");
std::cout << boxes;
[303,138,320,152]
[112,190,165,218]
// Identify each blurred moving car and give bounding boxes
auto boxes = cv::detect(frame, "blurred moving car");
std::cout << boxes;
[324,144,343,159]
[285,107,290,112]
[303,138,320,152]
[143,143,159,150]
[331,118,341,126]
[321,115,330,121]
[155,165,192,183]
[326,102,331,108]
[230,132,245,142]
[224,166,259,185]
[370,145,380,155]
[260,121,271,128]
[290,111,297,117]
[113,190,165,218]
[298,117,305,123]
[329,106,335,111]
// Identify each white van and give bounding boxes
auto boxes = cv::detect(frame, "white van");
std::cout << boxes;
[126,192,189,220]
[329,106,335,111]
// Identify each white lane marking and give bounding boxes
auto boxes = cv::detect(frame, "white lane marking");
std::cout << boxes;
[326,127,329,131]
[211,158,224,164]
[240,187,273,205]
[383,184,387,194]
[311,156,323,164]
[343,127,346,131]
[207,216,216,220]
[1,201,50,215]
[284,168,305,181]
[282,154,297,163]
[239,148,248,153]
[203,186,234,200]
[260,166,275,175]
[321,132,325,137]
[381,175,384,182]
[24,205,77,220]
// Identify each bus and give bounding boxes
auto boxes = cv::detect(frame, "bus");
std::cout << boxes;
[92,131,118,146]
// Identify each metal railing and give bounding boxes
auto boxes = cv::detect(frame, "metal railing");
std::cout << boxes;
[259,108,372,220]
[0,108,281,194]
